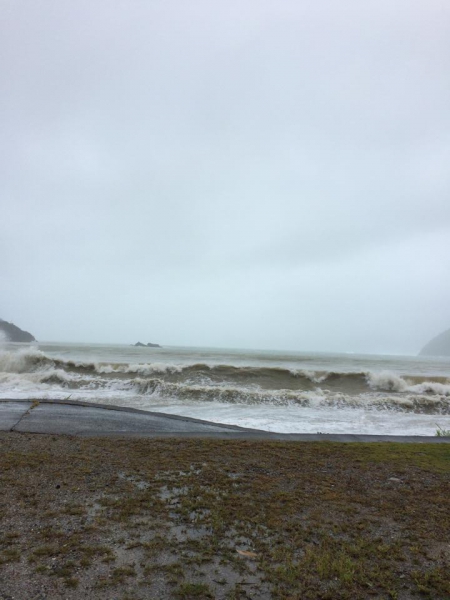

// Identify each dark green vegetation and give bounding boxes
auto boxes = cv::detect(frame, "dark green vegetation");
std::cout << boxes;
[0,434,449,599]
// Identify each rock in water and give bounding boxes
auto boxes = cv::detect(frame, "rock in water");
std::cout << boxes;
[0,319,36,342]
[419,328,450,357]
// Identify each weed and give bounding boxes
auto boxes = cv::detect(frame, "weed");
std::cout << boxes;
[111,565,136,584]
[0,548,21,564]
[64,576,79,588]
[435,424,450,437]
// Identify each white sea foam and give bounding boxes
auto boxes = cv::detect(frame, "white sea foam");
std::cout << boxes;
[109,400,450,436]
[291,369,329,383]
[406,381,450,396]
[366,371,408,392]
[96,362,184,376]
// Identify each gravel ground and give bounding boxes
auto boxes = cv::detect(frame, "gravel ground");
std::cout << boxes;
[0,432,449,599]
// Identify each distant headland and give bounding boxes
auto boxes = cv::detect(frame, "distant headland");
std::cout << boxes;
[133,341,161,348]
[0,319,36,342]
[419,328,450,357]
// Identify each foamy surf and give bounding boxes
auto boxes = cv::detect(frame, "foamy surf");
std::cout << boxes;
[1,342,449,435]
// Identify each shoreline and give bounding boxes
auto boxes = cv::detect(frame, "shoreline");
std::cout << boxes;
[1,398,449,442]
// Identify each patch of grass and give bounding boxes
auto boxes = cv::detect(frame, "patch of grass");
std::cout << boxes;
[412,567,450,598]
[63,504,86,516]
[64,576,79,588]
[110,565,136,585]
[34,565,49,574]
[94,565,136,588]
[1,532,20,544]
[0,548,21,564]
[51,560,77,578]
[337,441,450,473]
[175,582,213,598]
[31,544,59,558]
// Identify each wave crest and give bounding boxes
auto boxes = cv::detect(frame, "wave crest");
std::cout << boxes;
[0,348,55,373]
[1,349,449,413]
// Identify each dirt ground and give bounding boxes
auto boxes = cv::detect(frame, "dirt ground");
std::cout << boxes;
[0,432,449,600]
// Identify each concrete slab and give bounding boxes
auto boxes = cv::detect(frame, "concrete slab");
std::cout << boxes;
[0,401,31,431]
[12,401,251,436]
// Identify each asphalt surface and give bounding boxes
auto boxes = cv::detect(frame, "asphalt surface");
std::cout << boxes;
[0,399,449,442]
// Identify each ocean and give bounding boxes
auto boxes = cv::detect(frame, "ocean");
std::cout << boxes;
[1,342,450,436]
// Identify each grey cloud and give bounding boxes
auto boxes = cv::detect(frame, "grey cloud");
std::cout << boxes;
[1,0,450,352]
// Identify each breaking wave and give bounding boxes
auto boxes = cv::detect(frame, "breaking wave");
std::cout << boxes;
[1,349,449,393]
[130,378,450,414]
[1,349,450,415]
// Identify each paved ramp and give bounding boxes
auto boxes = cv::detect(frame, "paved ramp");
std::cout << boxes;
[0,401,32,431]
[0,400,251,436]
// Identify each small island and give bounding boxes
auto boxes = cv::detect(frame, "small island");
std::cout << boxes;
[0,319,36,342]
[133,341,161,348]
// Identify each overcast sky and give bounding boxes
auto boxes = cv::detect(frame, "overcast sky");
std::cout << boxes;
[1,0,450,354]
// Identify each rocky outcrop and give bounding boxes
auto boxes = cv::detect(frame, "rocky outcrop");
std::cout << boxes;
[419,329,450,357]
[133,342,161,348]
[0,319,36,342]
